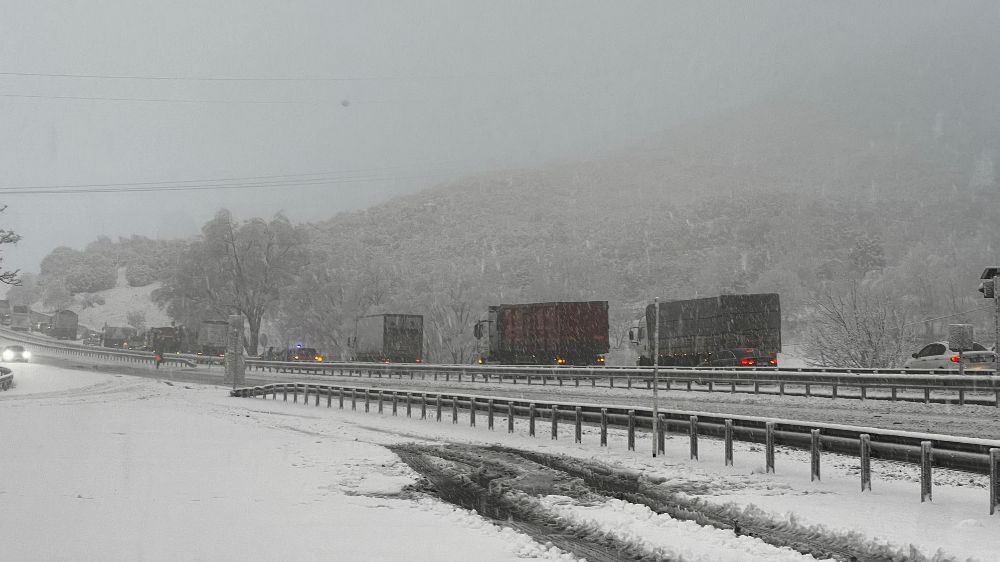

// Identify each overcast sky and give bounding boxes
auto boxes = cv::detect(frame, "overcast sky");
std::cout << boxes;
[2,1,997,270]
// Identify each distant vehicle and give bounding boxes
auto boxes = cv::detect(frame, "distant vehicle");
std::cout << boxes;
[197,320,228,356]
[283,346,324,362]
[1,345,31,362]
[698,347,778,368]
[0,299,11,325]
[474,301,609,365]
[103,326,137,349]
[10,306,30,332]
[146,326,180,353]
[351,314,423,363]
[630,294,781,367]
[83,334,102,346]
[50,310,79,340]
[903,341,996,372]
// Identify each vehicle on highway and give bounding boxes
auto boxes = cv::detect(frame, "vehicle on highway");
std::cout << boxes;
[474,302,607,365]
[1,345,31,362]
[630,293,781,367]
[351,313,423,363]
[284,346,324,362]
[903,341,996,371]
[697,347,778,367]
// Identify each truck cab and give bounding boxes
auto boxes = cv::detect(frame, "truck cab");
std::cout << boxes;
[628,318,652,365]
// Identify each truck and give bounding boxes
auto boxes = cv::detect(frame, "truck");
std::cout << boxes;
[146,326,180,354]
[50,310,79,340]
[196,320,228,356]
[10,305,30,332]
[473,301,610,365]
[103,326,137,348]
[351,314,423,363]
[629,293,781,366]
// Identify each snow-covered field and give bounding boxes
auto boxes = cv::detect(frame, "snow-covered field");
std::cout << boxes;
[2,363,999,560]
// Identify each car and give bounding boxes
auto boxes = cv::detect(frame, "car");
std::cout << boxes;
[284,347,324,362]
[903,341,996,371]
[698,348,777,367]
[1,345,31,362]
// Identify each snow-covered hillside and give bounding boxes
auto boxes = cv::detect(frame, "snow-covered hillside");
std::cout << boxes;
[64,268,171,330]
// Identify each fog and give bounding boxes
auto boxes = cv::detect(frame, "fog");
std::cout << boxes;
[1,1,998,269]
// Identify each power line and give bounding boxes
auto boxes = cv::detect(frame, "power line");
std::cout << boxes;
[0,92,335,105]
[0,70,499,82]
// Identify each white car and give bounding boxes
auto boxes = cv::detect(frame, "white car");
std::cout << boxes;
[903,341,996,372]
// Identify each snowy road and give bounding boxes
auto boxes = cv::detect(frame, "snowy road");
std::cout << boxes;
[27,349,1000,441]
[3,363,1000,560]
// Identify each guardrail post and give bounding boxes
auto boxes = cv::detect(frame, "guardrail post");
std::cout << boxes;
[551,405,558,440]
[378,391,384,414]
[352,389,357,410]
[574,377,579,387]
[753,382,759,394]
[591,377,596,388]
[326,388,332,407]
[990,449,1000,515]
[689,416,699,460]
[436,395,442,422]
[529,403,536,437]
[686,380,691,391]
[805,384,811,397]
[924,388,931,404]
[272,387,277,400]
[609,377,613,388]
[665,379,671,391]
[627,376,632,389]
[598,408,609,446]
[575,407,582,443]
[468,398,475,427]
[921,441,933,502]
[315,386,320,406]
[421,394,427,419]
[302,385,308,405]
[860,434,872,492]
[283,386,288,401]
[995,390,999,408]
[730,382,735,394]
[627,410,635,451]
[959,389,966,406]
[488,400,495,430]
[406,393,412,417]
[811,429,821,482]
[363,389,371,413]
[657,414,665,455]
[724,419,734,466]
[508,403,515,433]
[558,376,563,387]
[779,382,785,396]
[766,422,775,473]
[891,387,897,401]
[831,384,837,400]
[392,393,398,416]
[452,396,458,424]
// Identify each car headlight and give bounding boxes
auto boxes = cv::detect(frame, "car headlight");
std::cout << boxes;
[22,351,31,359]
[2,350,13,361]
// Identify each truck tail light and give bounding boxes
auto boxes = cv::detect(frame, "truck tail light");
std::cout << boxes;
[740,358,756,367]
[768,357,778,366]
[415,358,423,363]
[597,356,605,364]
[951,355,961,363]
[556,357,567,365]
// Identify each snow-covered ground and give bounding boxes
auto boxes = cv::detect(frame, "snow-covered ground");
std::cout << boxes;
[2,363,999,560]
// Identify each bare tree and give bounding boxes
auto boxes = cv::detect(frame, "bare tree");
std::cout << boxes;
[803,281,914,368]
[126,310,147,332]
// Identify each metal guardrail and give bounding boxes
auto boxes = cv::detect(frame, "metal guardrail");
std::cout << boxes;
[0,366,12,391]
[0,328,197,368]
[242,360,1000,407]
[232,382,1000,514]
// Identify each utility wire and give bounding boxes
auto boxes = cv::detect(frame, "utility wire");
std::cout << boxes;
[0,70,498,82]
